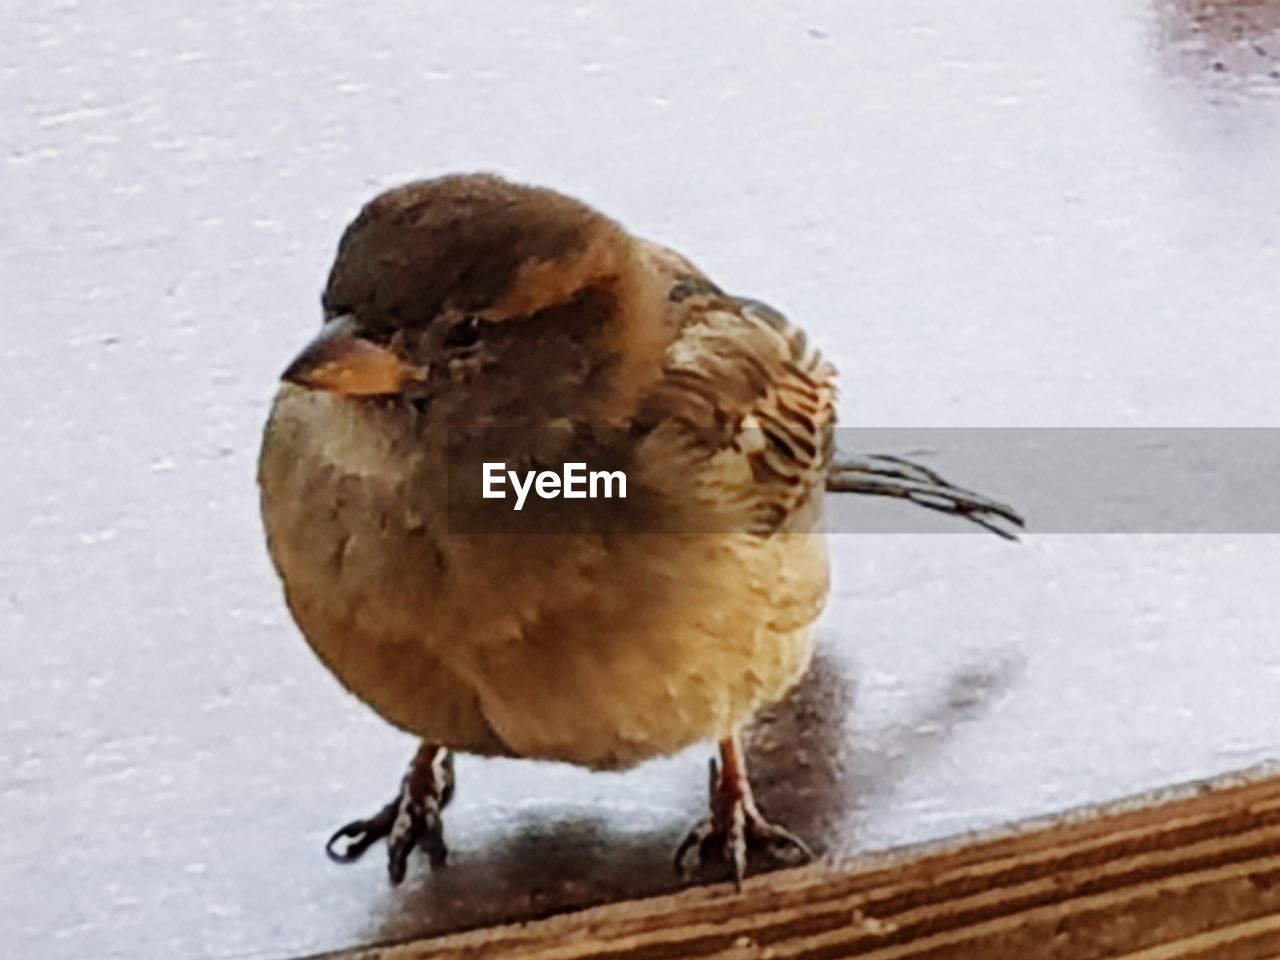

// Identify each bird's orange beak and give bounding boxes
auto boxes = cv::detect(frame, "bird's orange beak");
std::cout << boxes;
[281,316,413,396]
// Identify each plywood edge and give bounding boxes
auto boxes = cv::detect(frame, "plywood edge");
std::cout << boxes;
[317,762,1280,960]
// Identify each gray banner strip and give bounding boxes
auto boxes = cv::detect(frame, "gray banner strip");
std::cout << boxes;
[827,428,1280,534]
[444,428,1280,534]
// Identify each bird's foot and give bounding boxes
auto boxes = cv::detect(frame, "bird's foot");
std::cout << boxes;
[324,744,455,885]
[674,736,812,886]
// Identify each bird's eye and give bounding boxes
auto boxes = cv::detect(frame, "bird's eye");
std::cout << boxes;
[443,316,485,350]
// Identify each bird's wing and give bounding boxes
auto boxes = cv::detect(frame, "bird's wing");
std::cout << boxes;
[631,242,1023,539]
[630,258,836,535]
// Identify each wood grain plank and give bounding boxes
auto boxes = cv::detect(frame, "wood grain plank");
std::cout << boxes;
[329,766,1280,960]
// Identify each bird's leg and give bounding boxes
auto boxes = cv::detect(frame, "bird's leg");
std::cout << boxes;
[324,742,455,885]
[674,733,812,886]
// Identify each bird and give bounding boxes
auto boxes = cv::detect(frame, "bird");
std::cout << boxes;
[257,173,1022,887]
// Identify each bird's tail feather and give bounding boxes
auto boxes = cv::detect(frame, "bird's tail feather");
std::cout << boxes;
[826,454,1025,540]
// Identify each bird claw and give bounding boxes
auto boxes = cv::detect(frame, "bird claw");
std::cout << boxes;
[325,800,399,863]
[324,745,454,885]
[674,756,812,886]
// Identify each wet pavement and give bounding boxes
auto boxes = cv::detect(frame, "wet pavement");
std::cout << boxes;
[3,1,1280,958]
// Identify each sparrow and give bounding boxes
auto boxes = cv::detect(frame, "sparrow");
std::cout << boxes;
[257,173,1022,886]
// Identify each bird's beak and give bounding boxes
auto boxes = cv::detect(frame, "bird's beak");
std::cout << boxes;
[281,316,413,396]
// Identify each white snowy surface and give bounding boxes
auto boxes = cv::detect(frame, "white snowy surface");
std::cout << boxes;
[3,1,1280,958]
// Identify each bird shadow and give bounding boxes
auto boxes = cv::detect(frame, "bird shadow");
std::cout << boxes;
[365,809,681,947]
[362,642,1023,946]
[746,644,1023,859]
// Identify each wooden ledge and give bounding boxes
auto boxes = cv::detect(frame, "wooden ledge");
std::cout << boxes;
[334,764,1280,960]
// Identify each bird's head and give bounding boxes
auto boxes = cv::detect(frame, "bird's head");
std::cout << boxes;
[281,173,669,423]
